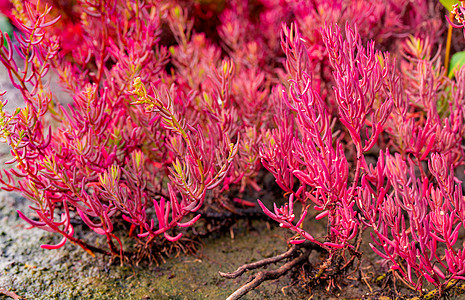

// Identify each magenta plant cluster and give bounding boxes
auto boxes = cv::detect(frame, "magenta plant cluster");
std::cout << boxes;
[0,0,464,295]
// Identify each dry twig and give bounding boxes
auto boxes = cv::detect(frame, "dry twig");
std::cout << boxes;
[219,241,323,300]
[0,288,22,300]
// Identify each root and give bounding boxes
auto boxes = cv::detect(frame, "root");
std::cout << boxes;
[201,207,265,219]
[128,235,201,267]
[219,240,323,300]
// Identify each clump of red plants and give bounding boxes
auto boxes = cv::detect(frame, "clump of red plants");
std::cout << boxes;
[1,0,465,299]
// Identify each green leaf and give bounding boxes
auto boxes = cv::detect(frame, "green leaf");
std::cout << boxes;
[448,51,465,78]
[0,14,12,47]
[440,0,460,11]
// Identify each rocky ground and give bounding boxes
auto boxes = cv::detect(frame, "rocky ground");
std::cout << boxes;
[0,189,312,300]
